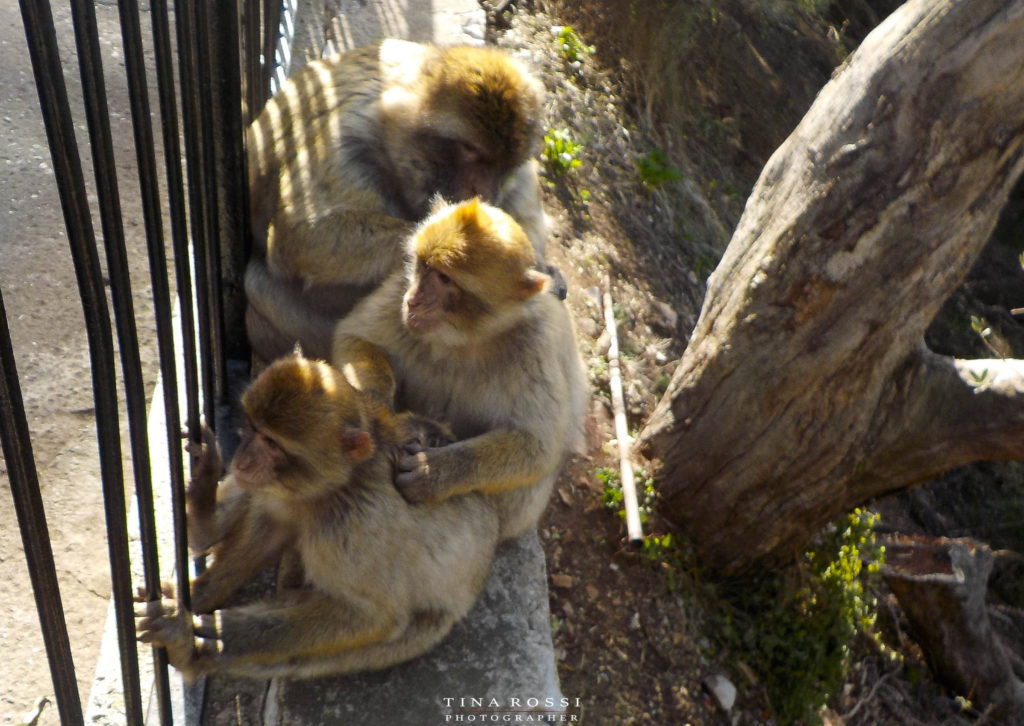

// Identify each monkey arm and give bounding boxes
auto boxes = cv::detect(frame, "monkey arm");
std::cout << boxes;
[245,261,378,362]
[494,159,548,261]
[184,425,226,554]
[332,334,398,403]
[209,589,399,660]
[190,509,291,613]
[140,588,402,680]
[395,428,557,504]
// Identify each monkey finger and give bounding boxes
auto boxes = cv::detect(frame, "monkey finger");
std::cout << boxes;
[192,613,220,639]
[401,441,425,456]
[397,451,427,472]
[134,580,175,604]
[137,631,156,645]
[135,600,170,620]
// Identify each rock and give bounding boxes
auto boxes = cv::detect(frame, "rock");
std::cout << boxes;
[648,299,679,336]
[703,673,737,712]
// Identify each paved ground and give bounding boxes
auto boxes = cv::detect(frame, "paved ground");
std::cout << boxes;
[0,1,161,723]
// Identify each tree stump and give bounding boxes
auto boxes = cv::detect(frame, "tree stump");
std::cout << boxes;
[882,536,1024,719]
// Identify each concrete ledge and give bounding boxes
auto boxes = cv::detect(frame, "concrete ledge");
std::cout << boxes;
[200,532,561,724]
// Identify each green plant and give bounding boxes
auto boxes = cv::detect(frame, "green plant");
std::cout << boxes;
[636,149,683,188]
[552,25,594,65]
[543,128,583,175]
[598,466,656,524]
[717,509,886,725]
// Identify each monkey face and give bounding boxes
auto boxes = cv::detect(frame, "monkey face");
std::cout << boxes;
[401,134,508,217]
[401,264,465,340]
[237,355,376,497]
[232,418,289,490]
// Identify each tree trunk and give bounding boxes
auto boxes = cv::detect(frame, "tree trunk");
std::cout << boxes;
[637,0,1024,576]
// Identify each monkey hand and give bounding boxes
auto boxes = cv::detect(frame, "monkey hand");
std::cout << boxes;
[184,424,222,511]
[136,597,220,681]
[543,264,568,300]
[184,423,223,493]
[397,414,456,450]
[395,442,453,504]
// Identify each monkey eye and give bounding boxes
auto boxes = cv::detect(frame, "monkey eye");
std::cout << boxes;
[455,140,481,162]
[436,271,452,285]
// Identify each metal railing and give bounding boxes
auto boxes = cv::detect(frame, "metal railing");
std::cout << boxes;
[3,0,282,722]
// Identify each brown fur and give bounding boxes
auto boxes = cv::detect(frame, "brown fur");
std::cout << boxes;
[136,353,496,680]
[244,40,549,363]
[333,200,588,541]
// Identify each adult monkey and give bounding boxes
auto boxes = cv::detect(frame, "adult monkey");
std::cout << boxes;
[333,199,588,541]
[245,39,554,362]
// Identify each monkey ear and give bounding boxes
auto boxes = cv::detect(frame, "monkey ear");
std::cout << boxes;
[341,428,374,462]
[520,269,549,299]
[291,343,305,359]
[454,198,484,231]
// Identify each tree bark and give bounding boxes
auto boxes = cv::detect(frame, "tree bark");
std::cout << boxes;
[637,0,1024,576]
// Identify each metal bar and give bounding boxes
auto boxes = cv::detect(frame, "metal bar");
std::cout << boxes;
[62,0,151,716]
[212,0,253,363]
[148,0,197,616]
[175,0,217,427]
[194,0,228,406]
[243,0,262,122]
[16,0,142,722]
[0,289,83,726]
[263,0,283,94]
[115,0,197,717]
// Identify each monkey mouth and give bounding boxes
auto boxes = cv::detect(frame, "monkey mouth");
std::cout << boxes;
[402,306,437,335]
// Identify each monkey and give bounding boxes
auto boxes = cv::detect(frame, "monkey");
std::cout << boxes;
[332,198,588,542]
[244,38,561,362]
[136,352,498,680]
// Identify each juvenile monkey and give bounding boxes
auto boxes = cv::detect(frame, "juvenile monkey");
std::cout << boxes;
[245,39,555,361]
[332,199,588,541]
[136,353,497,680]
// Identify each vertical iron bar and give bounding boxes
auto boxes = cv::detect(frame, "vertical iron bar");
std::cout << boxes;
[0,288,84,726]
[243,0,262,122]
[212,0,252,363]
[263,0,282,96]
[193,0,228,405]
[175,0,217,427]
[115,0,198,717]
[16,0,142,722]
[63,0,155,716]
[148,0,197,614]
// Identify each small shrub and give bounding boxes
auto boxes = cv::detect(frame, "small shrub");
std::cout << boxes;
[716,509,886,725]
[551,25,595,65]
[543,128,583,175]
[598,466,656,524]
[636,149,683,188]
